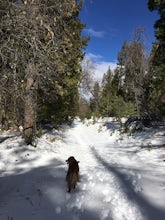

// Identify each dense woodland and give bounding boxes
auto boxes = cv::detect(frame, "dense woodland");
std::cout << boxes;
[0,0,165,143]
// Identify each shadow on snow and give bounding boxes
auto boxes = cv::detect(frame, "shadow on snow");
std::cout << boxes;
[92,148,165,220]
[0,158,100,220]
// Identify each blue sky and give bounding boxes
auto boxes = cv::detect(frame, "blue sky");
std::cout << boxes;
[79,0,159,81]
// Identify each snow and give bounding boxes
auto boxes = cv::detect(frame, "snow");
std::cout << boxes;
[0,118,165,220]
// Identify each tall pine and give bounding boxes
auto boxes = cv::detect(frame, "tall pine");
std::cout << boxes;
[147,0,165,116]
[0,0,88,143]
[117,27,147,114]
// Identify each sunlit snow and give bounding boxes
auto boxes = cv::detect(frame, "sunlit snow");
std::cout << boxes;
[0,118,165,220]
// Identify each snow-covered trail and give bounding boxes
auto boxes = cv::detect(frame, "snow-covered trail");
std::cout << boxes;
[0,119,165,220]
[55,119,165,220]
[59,122,143,220]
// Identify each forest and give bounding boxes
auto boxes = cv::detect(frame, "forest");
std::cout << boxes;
[0,0,165,144]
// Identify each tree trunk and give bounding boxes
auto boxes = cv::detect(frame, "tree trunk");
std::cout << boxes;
[23,63,38,144]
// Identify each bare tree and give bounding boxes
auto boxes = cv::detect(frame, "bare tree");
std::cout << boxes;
[80,57,96,98]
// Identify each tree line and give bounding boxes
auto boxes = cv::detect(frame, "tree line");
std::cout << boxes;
[0,0,164,144]
[81,0,165,121]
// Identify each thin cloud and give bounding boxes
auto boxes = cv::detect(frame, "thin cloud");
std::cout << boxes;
[85,53,117,82]
[85,28,105,38]
[95,61,117,82]
[86,53,103,62]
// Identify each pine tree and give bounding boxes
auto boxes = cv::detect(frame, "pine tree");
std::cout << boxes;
[100,67,113,116]
[117,27,147,114]
[99,66,136,118]
[90,82,101,115]
[147,0,165,116]
[0,0,88,142]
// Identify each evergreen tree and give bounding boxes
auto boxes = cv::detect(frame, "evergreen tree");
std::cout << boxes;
[90,82,101,115]
[147,0,165,116]
[0,0,88,142]
[100,67,113,116]
[110,68,121,96]
[117,27,147,114]
[99,66,136,118]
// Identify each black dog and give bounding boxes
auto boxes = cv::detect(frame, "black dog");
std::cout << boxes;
[66,156,79,192]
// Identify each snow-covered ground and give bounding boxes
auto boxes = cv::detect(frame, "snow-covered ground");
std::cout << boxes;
[0,118,165,220]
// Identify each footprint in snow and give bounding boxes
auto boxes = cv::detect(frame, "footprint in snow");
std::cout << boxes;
[55,206,61,214]
[87,174,93,181]
[89,181,95,187]
[82,183,87,191]
[100,209,110,220]
[102,187,112,203]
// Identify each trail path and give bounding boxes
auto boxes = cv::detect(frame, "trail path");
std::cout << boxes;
[62,123,142,220]
[55,119,165,220]
[0,119,165,220]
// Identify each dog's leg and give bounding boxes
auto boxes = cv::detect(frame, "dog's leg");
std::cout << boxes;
[67,180,71,193]
[68,185,71,193]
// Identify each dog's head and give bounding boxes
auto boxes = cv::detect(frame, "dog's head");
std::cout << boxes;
[66,156,79,165]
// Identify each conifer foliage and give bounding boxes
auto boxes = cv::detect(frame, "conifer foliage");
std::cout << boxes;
[147,0,165,115]
[0,0,88,143]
